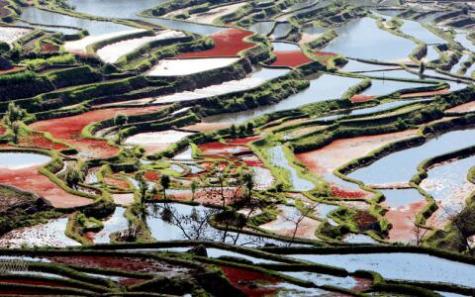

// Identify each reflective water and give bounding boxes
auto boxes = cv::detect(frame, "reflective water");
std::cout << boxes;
[267,146,315,191]
[94,207,129,244]
[69,0,223,35]
[399,19,445,44]
[68,0,165,19]
[455,32,475,53]
[20,7,131,35]
[291,252,475,287]
[272,22,292,39]
[379,188,424,209]
[324,17,415,61]
[364,78,428,96]
[146,203,287,246]
[350,128,475,185]
[249,21,275,35]
[203,74,362,124]
[421,155,475,224]
[0,152,51,169]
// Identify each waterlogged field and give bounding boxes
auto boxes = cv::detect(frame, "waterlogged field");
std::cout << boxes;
[1,0,475,296]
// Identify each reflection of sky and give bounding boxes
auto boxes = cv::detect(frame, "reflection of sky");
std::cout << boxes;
[422,155,475,215]
[399,19,445,44]
[292,252,475,288]
[324,17,415,61]
[69,0,224,35]
[68,0,165,19]
[350,129,475,184]
[20,7,130,35]
[146,203,286,246]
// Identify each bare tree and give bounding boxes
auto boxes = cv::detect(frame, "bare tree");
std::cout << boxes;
[284,199,318,247]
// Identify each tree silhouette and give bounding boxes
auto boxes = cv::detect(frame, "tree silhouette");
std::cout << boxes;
[160,175,171,200]
[114,113,128,144]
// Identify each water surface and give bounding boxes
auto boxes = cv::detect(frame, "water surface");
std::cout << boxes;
[399,19,445,44]
[0,152,51,169]
[291,252,475,287]
[20,7,131,35]
[267,146,315,191]
[350,129,475,185]
[324,17,416,61]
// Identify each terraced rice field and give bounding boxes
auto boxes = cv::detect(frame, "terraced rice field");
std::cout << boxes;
[0,0,474,296]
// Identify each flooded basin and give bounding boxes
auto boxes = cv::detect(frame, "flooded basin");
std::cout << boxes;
[94,207,129,244]
[0,27,31,45]
[421,155,475,227]
[296,130,417,198]
[399,19,446,44]
[259,205,320,240]
[125,130,194,155]
[271,22,292,39]
[65,28,145,55]
[20,7,131,35]
[68,0,165,19]
[249,21,275,35]
[349,128,475,185]
[148,57,239,76]
[0,218,80,248]
[97,30,186,64]
[291,252,475,287]
[267,146,315,191]
[379,188,427,243]
[0,152,50,169]
[323,17,416,61]
[145,203,286,246]
[151,67,289,104]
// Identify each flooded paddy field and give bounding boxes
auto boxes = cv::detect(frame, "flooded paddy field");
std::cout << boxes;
[1,0,475,295]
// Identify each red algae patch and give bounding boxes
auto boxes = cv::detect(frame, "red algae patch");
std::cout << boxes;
[165,187,244,206]
[0,279,67,288]
[199,136,259,156]
[330,186,368,199]
[0,166,92,208]
[351,94,375,103]
[144,170,160,181]
[177,28,254,58]
[30,106,164,159]
[352,277,373,292]
[239,153,264,167]
[384,200,427,243]
[199,142,251,156]
[104,175,131,191]
[226,135,260,145]
[400,88,449,98]
[49,255,189,275]
[271,51,313,67]
[221,265,279,297]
